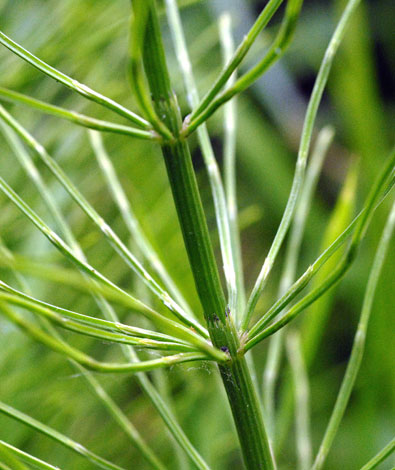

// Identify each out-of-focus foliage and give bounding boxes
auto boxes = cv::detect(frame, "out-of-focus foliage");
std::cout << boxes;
[0,0,393,469]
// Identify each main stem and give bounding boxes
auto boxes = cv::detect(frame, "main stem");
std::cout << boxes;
[138,3,275,469]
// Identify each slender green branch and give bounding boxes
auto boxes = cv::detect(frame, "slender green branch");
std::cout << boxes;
[0,175,224,358]
[0,105,207,337]
[88,130,194,318]
[262,126,333,444]
[0,402,127,470]
[0,440,61,470]
[0,248,167,470]
[188,0,284,123]
[165,0,237,314]
[246,149,395,350]
[185,0,303,135]
[0,279,189,346]
[219,13,246,322]
[140,3,275,469]
[0,87,155,140]
[241,0,365,330]
[359,438,395,470]
[0,98,211,467]
[270,159,359,454]
[312,201,395,470]
[129,1,173,139]
[0,303,210,373]
[286,332,312,470]
[0,30,150,128]
[0,292,196,352]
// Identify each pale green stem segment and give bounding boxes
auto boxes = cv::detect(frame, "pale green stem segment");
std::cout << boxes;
[186,0,303,135]
[0,402,128,470]
[273,158,359,454]
[88,130,194,318]
[0,87,155,140]
[0,102,211,467]
[241,0,364,330]
[0,291,196,352]
[0,302,208,373]
[188,0,284,124]
[0,258,212,470]
[219,13,246,322]
[0,170,223,358]
[0,440,28,470]
[0,31,150,128]
[0,242,167,469]
[141,3,275,469]
[0,280,185,346]
[245,149,395,349]
[285,332,311,470]
[311,201,395,470]
[262,126,333,447]
[0,105,208,338]
[129,1,173,139]
[0,440,61,470]
[165,0,237,315]
[359,438,395,470]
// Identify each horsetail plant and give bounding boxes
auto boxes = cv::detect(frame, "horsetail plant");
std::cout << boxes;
[0,0,394,469]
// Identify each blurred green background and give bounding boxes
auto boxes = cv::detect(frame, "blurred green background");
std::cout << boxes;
[0,0,394,469]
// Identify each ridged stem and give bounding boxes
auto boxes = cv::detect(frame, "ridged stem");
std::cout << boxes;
[138,2,275,468]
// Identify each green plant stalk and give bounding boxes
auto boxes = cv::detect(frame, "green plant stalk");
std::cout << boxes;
[245,149,395,350]
[0,242,167,470]
[312,200,395,470]
[0,440,61,470]
[0,105,207,338]
[189,0,284,122]
[0,31,149,128]
[165,0,237,321]
[186,0,302,135]
[262,126,332,447]
[138,3,274,469]
[242,0,363,331]
[0,302,208,373]
[0,87,155,140]
[88,130,193,318]
[0,118,199,468]
[359,438,395,470]
[0,402,127,470]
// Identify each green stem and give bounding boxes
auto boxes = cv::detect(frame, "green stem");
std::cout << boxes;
[138,3,275,469]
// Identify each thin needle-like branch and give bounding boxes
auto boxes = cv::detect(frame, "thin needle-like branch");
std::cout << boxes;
[0,87,155,140]
[245,149,395,349]
[0,240,167,470]
[165,0,237,315]
[219,13,246,322]
[0,105,207,337]
[311,201,395,470]
[241,0,364,330]
[0,440,61,470]
[0,303,210,373]
[262,126,333,440]
[188,0,284,123]
[0,30,150,128]
[286,332,312,470]
[0,402,127,470]
[185,0,303,136]
[359,438,395,470]
[88,130,194,318]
